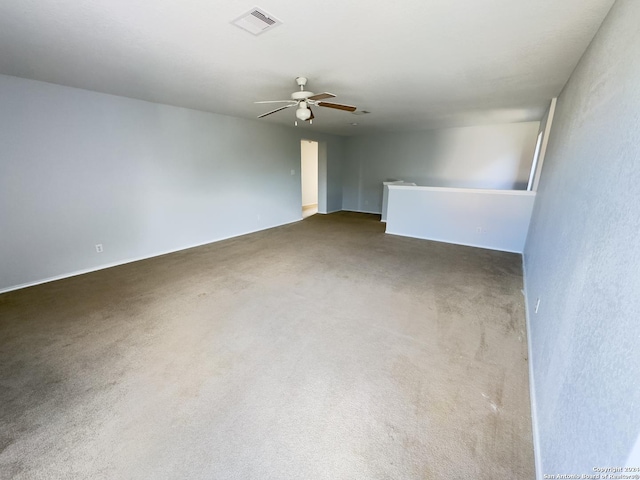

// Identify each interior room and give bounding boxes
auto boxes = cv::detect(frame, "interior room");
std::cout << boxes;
[1,0,638,478]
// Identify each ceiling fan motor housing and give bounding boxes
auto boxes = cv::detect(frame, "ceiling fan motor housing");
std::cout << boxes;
[291,90,314,100]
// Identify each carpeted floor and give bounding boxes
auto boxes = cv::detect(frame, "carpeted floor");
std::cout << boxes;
[0,212,534,479]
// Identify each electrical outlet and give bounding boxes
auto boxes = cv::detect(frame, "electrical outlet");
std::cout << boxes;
[535,298,541,313]
[364,200,369,205]
[290,169,295,176]
[95,244,103,253]
[476,227,483,233]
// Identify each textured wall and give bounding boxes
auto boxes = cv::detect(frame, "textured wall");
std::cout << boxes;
[342,122,540,213]
[524,0,640,475]
[0,75,343,291]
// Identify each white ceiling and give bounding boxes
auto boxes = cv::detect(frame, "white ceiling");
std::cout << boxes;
[0,0,615,136]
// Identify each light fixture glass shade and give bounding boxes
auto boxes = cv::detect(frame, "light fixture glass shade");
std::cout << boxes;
[296,107,311,121]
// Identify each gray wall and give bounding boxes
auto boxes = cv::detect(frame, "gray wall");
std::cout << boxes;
[0,74,343,291]
[342,122,539,213]
[324,139,344,213]
[524,0,640,474]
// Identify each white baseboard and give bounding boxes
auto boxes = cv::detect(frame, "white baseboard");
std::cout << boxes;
[341,208,382,215]
[0,218,301,295]
[522,255,543,480]
[384,230,522,254]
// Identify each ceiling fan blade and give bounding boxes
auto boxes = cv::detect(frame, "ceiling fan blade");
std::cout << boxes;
[306,106,315,122]
[317,101,357,112]
[307,92,336,101]
[255,100,296,104]
[257,105,292,118]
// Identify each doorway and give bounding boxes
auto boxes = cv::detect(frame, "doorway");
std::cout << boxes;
[301,140,318,218]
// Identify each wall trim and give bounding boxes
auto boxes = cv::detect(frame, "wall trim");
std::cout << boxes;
[522,254,543,480]
[0,218,301,295]
[342,208,382,215]
[532,97,557,192]
[385,230,523,254]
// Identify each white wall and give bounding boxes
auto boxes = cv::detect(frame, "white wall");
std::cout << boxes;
[300,140,318,206]
[0,74,344,292]
[385,186,535,253]
[342,122,540,213]
[524,0,640,476]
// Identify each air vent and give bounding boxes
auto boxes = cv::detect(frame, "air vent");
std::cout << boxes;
[232,7,282,36]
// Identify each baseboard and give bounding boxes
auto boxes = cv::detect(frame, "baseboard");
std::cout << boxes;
[341,208,382,215]
[0,218,301,295]
[384,230,523,254]
[522,255,543,480]
[319,209,341,214]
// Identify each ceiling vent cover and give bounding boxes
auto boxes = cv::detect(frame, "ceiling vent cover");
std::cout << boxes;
[232,7,282,36]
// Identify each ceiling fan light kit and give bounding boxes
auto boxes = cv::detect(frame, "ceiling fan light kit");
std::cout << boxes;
[295,104,311,121]
[256,77,357,126]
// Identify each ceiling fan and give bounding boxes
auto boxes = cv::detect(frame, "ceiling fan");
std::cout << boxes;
[255,77,357,125]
